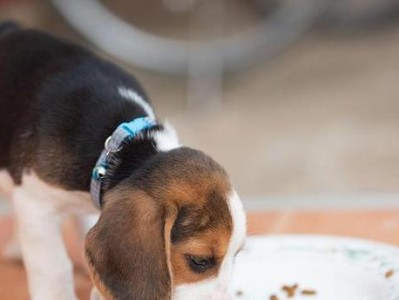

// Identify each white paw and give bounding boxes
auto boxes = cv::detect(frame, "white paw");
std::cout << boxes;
[2,239,22,261]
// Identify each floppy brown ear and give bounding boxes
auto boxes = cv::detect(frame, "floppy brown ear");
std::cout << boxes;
[85,188,177,300]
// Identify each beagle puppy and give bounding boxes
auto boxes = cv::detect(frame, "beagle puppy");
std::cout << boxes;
[0,22,246,300]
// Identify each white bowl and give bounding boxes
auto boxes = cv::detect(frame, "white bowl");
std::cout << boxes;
[231,235,399,300]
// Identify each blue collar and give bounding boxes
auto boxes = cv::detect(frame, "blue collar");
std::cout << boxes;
[90,116,157,209]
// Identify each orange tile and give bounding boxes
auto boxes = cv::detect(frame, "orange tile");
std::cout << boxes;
[0,260,28,299]
[1,209,399,299]
[246,211,283,235]
[0,217,29,300]
[283,209,399,245]
[0,217,12,246]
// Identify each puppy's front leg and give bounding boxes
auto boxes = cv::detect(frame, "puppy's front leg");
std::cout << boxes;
[13,187,78,300]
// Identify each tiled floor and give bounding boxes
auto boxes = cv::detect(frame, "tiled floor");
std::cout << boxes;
[1,210,398,300]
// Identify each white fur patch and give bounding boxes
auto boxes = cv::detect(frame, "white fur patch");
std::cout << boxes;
[117,86,156,120]
[117,86,180,152]
[225,190,247,257]
[152,120,181,151]
[173,190,246,300]
[173,277,231,300]
[16,171,97,215]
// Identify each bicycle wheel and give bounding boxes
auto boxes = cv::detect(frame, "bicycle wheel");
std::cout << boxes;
[52,0,328,75]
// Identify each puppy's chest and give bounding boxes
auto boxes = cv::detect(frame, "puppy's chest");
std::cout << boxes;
[3,170,98,215]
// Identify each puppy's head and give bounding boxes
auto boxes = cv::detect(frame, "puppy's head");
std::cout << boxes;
[85,147,246,300]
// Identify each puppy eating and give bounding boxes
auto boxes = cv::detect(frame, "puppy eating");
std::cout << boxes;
[0,22,246,300]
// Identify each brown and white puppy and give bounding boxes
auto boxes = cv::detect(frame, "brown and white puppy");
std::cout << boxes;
[0,22,246,300]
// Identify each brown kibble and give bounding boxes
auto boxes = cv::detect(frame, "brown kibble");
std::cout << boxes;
[270,295,279,300]
[301,289,317,296]
[282,284,298,297]
[385,269,394,278]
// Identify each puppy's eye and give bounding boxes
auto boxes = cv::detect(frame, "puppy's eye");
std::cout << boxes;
[187,255,215,273]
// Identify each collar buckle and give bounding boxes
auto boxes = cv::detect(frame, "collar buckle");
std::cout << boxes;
[90,116,157,209]
[104,136,122,157]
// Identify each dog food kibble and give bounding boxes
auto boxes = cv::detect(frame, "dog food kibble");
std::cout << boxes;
[301,289,317,296]
[385,269,394,278]
[235,290,243,297]
[282,284,298,297]
[269,284,317,299]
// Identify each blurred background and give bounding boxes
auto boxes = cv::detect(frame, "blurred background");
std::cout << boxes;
[1,0,399,208]
[1,0,399,298]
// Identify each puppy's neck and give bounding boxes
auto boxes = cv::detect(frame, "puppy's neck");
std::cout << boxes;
[101,122,180,193]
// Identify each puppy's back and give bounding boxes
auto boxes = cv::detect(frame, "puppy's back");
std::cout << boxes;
[0,24,92,172]
[0,24,151,189]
